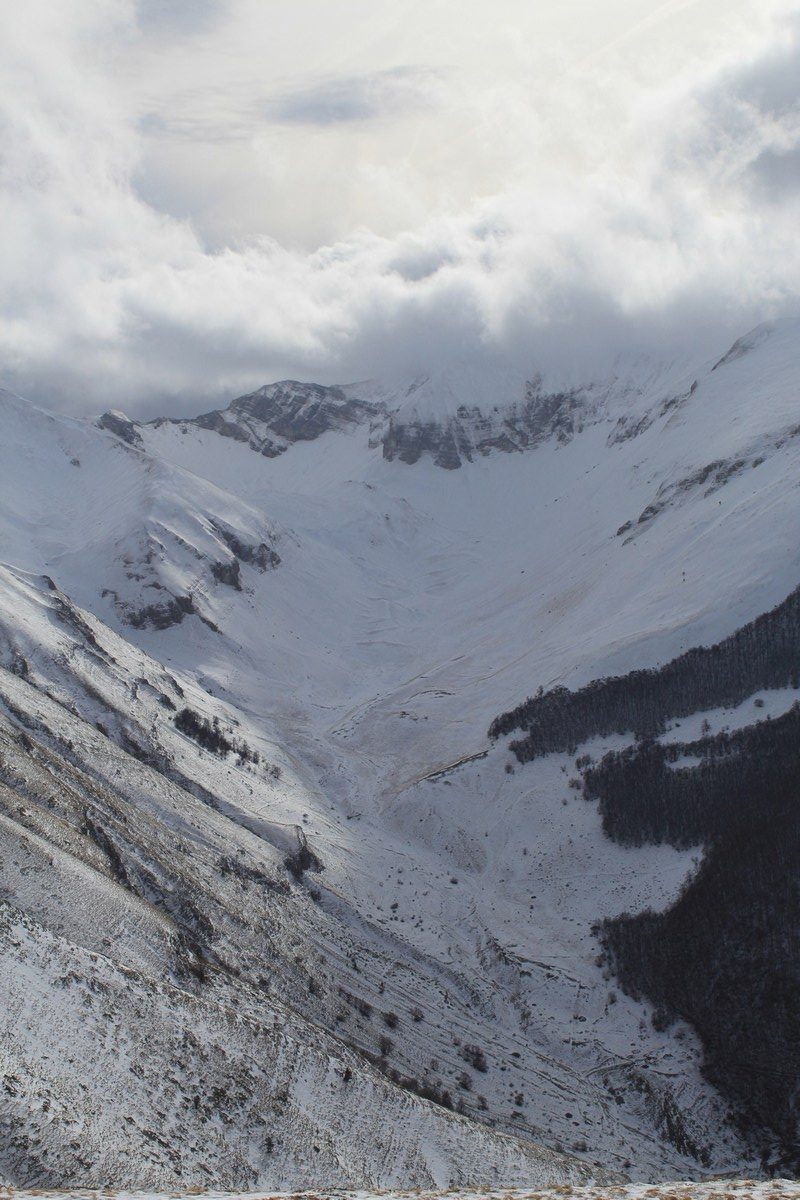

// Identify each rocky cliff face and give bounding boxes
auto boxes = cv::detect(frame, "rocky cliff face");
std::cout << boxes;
[150,380,381,459]
[103,371,603,470]
[381,380,596,468]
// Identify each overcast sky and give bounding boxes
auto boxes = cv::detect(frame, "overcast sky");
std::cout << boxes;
[2,0,799,414]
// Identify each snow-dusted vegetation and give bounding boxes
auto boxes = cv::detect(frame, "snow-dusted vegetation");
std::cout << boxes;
[3,1179,800,1200]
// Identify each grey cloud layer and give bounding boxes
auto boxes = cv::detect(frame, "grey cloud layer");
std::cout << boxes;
[1,1,799,414]
[266,66,447,126]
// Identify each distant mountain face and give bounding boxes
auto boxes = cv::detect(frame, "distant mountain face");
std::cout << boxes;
[2,319,800,1187]
[126,366,604,469]
[144,380,380,460]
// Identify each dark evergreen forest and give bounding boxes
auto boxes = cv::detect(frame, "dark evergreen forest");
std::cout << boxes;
[489,584,800,761]
[592,708,800,1167]
[488,588,800,1167]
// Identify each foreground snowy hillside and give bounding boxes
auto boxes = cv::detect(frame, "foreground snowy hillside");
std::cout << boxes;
[1,319,799,1187]
[3,1181,800,1200]
[0,566,606,1191]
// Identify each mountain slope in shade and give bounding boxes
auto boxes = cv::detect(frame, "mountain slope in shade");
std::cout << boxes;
[1,318,800,1183]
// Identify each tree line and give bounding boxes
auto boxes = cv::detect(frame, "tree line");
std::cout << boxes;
[489,583,800,762]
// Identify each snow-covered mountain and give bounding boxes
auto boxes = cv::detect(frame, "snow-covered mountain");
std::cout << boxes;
[1,318,800,1188]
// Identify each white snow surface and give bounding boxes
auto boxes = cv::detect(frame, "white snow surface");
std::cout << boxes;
[1,319,799,1187]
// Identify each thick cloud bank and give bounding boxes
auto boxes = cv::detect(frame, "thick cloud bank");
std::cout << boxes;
[1,1,800,413]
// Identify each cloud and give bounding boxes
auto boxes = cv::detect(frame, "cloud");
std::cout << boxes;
[135,0,224,36]
[1,0,799,415]
[266,66,447,126]
[751,144,800,199]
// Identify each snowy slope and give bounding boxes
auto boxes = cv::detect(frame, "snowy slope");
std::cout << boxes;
[0,567,609,1191]
[1,319,799,1185]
